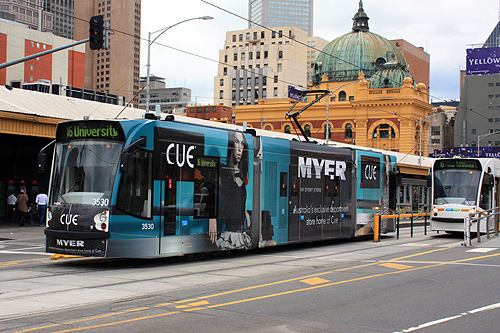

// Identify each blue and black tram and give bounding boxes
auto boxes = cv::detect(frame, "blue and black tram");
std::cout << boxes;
[40,116,398,258]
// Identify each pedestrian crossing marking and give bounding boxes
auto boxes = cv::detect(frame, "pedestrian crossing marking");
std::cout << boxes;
[379,262,413,270]
[301,277,330,285]
[466,248,498,253]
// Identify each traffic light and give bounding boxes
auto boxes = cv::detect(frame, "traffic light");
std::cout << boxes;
[89,15,104,50]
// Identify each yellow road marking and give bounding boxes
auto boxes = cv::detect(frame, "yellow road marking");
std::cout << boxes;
[379,262,413,270]
[17,248,500,333]
[301,277,330,285]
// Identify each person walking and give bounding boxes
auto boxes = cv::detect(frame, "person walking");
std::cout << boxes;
[17,189,29,226]
[36,189,48,227]
[7,192,17,222]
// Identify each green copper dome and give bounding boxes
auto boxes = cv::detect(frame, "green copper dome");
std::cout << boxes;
[311,1,409,86]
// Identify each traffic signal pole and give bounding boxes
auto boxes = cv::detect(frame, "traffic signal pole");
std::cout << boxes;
[1,15,108,70]
[0,39,89,70]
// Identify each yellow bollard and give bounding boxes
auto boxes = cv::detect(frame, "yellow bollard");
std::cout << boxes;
[374,214,380,242]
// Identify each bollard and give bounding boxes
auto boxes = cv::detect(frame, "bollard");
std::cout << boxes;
[374,214,380,242]
[410,214,414,237]
[424,214,427,235]
[397,215,400,240]
[477,216,481,243]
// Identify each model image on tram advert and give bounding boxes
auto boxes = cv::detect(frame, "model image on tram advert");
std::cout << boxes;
[41,117,398,258]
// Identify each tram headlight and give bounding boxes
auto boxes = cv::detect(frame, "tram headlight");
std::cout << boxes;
[433,207,438,216]
[469,207,476,216]
[47,209,52,223]
[94,211,109,232]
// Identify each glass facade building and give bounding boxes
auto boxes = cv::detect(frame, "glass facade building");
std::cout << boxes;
[248,0,313,37]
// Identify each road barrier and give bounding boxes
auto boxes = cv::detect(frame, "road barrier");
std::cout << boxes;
[373,212,431,242]
[464,207,499,247]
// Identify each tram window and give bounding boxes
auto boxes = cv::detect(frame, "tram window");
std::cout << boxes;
[116,149,153,219]
[192,157,219,219]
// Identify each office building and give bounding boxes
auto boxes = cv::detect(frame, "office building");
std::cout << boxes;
[139,75,191,114]
[248,0,313,37]
[44,0,74,39]
[0,0,54,32]
[214,26,311,107]
[0,19,85,88]
[74,0,141,107]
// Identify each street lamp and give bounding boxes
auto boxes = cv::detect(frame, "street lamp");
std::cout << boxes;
[145,16,213,112]
[325,78,374,145]
[477,132,496,157]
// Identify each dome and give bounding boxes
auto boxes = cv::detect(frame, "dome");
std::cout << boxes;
[311,1,409,86]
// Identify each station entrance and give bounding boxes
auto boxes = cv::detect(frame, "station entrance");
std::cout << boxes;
[0,133,53,223]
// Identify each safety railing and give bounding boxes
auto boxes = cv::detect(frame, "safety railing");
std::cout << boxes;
[464,207,500,247]
[374,212,431,242]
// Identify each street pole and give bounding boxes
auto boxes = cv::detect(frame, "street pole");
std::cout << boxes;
[145,16,213,113]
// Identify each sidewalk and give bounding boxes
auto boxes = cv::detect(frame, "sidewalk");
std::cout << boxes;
[0,222,45,241]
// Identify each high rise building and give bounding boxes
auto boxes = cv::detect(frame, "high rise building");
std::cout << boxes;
[44,0,74,39]
[248,0,313,37]
[0,0,54,33]
[214,26,311,107]
[74,0,141,107]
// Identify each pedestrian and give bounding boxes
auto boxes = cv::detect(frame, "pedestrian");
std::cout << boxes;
[36,189,48,227]
[7,192,17,222]
[17,189,29,226]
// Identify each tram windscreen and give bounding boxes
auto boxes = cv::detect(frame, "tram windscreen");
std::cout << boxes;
[49,140,124,206]
[433,168,481,206]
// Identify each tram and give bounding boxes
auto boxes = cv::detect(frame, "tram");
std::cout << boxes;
[39,116,398,258]
[430,158,500,233]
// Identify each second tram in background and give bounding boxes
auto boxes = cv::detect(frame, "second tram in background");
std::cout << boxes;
[430,158,500,234]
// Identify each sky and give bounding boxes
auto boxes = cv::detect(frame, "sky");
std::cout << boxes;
[140,0,500,105]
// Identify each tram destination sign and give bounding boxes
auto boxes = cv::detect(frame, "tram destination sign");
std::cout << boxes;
[56,120,126,142]
[435,159,481,170]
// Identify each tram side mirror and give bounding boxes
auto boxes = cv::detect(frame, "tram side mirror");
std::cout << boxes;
[38,153,47,173]
[120,152,129,173]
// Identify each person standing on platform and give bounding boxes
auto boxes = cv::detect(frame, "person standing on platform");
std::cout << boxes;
[17,189,29,226]
[36,189,48,227]
[7,192,17,222]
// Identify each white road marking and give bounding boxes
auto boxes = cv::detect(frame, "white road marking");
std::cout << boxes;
[396,301,500,332]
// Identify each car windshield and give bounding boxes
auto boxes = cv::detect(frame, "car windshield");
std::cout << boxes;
[49,140,123,206]
[433,169,480,206]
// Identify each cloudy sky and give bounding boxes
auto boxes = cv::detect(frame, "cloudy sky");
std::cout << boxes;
[139,0,500,105]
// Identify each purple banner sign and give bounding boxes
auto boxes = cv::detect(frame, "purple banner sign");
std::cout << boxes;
[288,86,304,101]
[466,47,500,75]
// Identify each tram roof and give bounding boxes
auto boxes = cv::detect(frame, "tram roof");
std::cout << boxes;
[0,85,145,120]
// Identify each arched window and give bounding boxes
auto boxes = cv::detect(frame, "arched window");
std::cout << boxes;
[338,91,347,101]
[265,125,272,131]
[373,124,395,139]
[304,124,311,138]
[345,123,352,139]
[284,125,291,134]
[324,124,331,140]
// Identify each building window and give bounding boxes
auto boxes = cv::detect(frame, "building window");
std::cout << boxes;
[274,87,278,97]
[345,123,352,139]
[241,53,245,61]
[234,53,238,61]
[256,51,261,59]
[277,63,282,72]
[339,91,347,101]
[219,90,223,99]
[274,75,278,83]
[232,78,236,88]
[232,35,236,42]
[220,79,224,86]
[431,126,440,136]
[471,129,476,134]
[431,138,441,144]
[278,50,283,58]
[224,54,228,62]
[239,34,243,41]
[304,124,311,138]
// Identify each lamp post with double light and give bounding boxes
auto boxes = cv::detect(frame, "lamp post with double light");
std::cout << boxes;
[145,16,213,112]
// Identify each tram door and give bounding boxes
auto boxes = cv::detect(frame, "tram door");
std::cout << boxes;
[159,162,180,255]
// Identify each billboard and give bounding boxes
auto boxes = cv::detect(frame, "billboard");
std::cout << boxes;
[466,47,500,75]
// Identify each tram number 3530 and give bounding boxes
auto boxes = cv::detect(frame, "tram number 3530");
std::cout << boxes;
[142,223,155,230]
